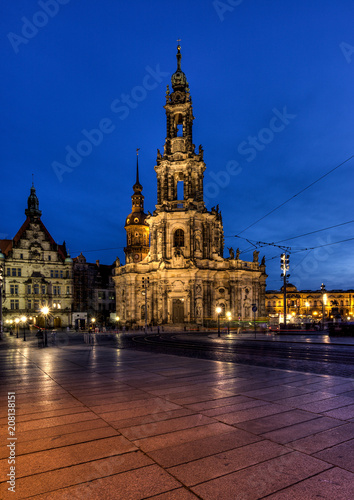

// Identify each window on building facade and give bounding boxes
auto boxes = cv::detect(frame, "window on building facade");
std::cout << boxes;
[48,255,51,261]
[10,285,19,295]
[34,300,39,310]
[20,254,23,259]
[17,268,21,276]
[53,286,61,295]
[34,284,39,294]
[27,285,31,294]
[66,286,70,295]
[6,268,10,276]
[10,300,19,310]
[27,300,31,309]
[174,229,184,247]
[41,285,46,294]
[50,270,54,278]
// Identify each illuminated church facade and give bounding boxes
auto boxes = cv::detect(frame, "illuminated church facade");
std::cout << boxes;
[114,46,267,327]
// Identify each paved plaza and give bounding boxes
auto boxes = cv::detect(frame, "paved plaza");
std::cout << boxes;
[1,334,354,499]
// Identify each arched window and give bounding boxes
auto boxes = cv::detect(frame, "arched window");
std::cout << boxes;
[174,229,184,247]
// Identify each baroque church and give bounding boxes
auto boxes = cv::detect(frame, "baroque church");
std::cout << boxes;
[114,46,267,327]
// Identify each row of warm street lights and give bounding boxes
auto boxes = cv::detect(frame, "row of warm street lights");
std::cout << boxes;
[5,306,50,343]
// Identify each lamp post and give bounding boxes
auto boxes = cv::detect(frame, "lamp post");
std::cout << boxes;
[15,318,20,338]
[216,306,222,337]
[41,306,49,347]
[226,311,231,334]
[115,316,120,332]
[305,301,309,317]
[21,315,27,341]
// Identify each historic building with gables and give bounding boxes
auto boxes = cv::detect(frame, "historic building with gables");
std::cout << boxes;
[114,46,267,328]
[0,184,74,328]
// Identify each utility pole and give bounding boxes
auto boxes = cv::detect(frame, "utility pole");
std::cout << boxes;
[280,253,290,328]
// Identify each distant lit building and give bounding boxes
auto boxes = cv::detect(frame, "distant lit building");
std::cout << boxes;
[0,184,73,328]
[73,253,115,328]
[114,46,267,327]
[266,284,354,322]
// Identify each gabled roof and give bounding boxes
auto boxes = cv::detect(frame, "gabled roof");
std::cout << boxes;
[0,239,12,255]
[2,216,67,261]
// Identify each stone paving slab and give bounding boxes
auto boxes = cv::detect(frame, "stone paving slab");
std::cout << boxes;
[265,467,354,500]
[0,340,353,499]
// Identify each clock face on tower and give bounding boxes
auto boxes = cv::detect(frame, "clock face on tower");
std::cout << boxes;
[134,254,140,261]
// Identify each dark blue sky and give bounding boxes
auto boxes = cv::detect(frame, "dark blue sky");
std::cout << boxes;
[1,0,353,291]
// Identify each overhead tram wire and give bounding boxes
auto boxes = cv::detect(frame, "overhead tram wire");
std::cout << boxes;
[231,218,354,254]
[235,154,354,236]
[274,219,354,244]
[234,233,354,260]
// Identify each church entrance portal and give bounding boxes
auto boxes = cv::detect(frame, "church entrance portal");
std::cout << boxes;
[172,299,184,323]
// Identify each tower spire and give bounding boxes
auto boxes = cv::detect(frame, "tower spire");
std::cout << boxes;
[176,40,182,71]
[124,151,149,264]
[136,148,140,185]
[25,182,42,220]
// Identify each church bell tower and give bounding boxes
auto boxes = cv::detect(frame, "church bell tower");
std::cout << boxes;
[124,150,149,264]
[155,44,206,211]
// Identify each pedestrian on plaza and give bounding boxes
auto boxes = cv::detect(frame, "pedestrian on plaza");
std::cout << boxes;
[36,329,44,348]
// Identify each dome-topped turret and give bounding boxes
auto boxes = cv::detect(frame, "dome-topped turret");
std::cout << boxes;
[171,45,187,92]
[65,252,73,264]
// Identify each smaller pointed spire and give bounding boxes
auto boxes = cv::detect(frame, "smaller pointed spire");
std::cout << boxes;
[133,149,143,194]
[136,148,140,185]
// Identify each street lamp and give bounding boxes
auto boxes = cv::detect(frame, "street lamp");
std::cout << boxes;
[226,311,231,334]
[15,318,20,338]
[321,283,327,331]
[115,316,120,332]
[41,306,49,347]
[21,315,27,341]
[216,306,222,337]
